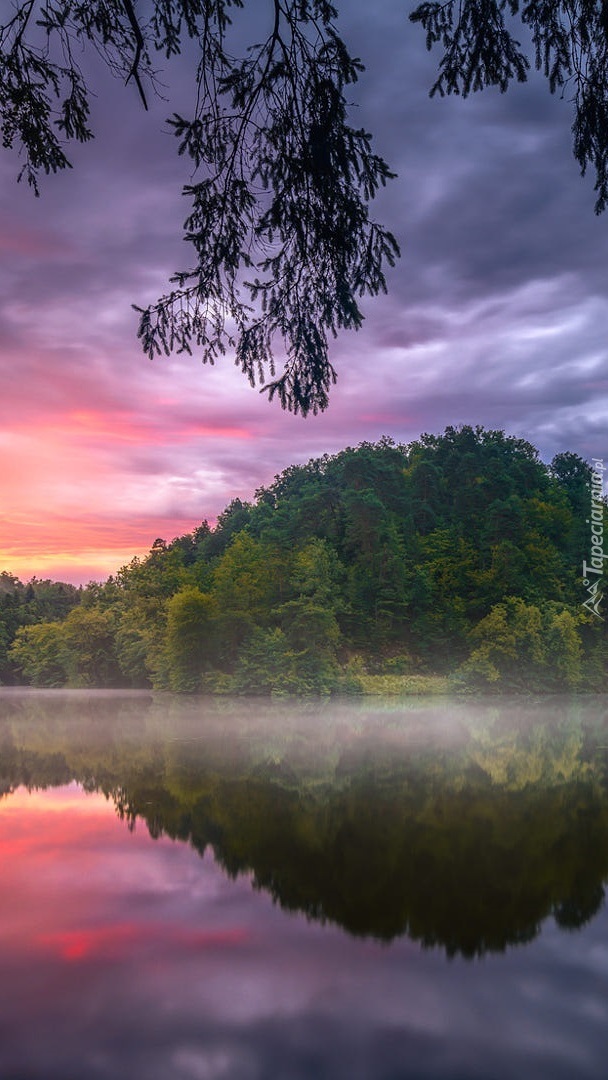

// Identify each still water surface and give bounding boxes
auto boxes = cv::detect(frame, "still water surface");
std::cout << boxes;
[1,689,608,1078]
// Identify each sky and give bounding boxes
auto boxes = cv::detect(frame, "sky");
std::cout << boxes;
[1,0,607,584]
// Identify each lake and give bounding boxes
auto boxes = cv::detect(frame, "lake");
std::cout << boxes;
[1,689,607,1079]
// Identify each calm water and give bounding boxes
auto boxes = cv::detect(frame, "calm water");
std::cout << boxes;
[1,689,608,1079]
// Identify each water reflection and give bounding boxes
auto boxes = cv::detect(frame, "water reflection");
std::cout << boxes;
[3,690,608,1079]
[1,690,608,956]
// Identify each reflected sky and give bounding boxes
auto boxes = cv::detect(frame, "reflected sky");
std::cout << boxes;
[1,691,608,1077]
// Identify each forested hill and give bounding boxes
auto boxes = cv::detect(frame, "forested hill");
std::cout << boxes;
[3,426,607,693]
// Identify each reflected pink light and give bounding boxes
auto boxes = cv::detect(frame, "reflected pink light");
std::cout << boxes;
[0,788,252,972]
[38,924,250,963]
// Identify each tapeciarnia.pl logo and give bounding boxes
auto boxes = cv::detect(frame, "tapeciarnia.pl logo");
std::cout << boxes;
[582,458,606,620]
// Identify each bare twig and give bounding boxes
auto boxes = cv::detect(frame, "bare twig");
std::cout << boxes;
[121,0,148,110]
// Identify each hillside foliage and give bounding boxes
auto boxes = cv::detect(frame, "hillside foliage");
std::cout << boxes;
[3,427,607,693]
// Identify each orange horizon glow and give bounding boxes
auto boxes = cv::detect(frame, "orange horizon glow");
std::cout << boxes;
[0,393,247,584]
[0,515,205,585]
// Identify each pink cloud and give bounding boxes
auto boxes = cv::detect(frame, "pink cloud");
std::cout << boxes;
[63,409,253,445]
[0,217,73,259]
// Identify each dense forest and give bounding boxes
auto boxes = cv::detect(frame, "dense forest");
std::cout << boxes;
[2,426,607,693]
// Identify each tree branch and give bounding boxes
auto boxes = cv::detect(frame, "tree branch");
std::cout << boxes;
[121,0,148,110]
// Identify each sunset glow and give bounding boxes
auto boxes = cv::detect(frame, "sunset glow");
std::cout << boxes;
[1,2,606,584]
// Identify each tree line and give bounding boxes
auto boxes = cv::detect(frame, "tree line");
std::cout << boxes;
[2,426,607,693]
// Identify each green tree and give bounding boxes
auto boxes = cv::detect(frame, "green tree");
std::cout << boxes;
[545,607,583,689]
[22,578,81,622]
[211,533,284,660]
[0,578,24,681]
[405,527,480,667]
[276,539,343,691]
[233,627,297,695]
[113,607,157,687]
[457,598,584,691]
[3,427,603,692]
[456,598,546,689]
[0,574,80,682]
[107,539,193,682]
[9,621,66,687]
[345,519,409,644]
[278,600,341,692]
[59,606,121,687]
[164,586,217,692]
[1,0,397,414]
[199,500,253,561]
[550,451,596,566]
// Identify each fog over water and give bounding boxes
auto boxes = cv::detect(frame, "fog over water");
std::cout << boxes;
[1,689,608,1078]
